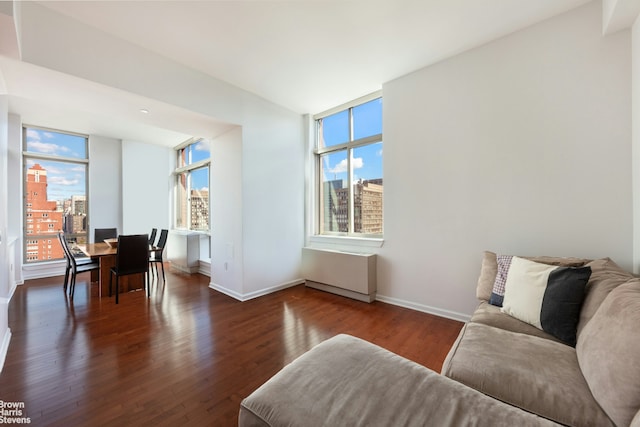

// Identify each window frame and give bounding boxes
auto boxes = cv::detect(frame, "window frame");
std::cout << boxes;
[313,92,383,238]
[22,125,90,264]
[173,137,211,233]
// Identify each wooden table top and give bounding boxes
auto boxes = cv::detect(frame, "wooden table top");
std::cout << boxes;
[78,243,117,257]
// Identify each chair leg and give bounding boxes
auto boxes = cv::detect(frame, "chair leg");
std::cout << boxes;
[160,261,166,282]
[69,273,76,299]
[115,276,119,304]
[146,271,150,298]
[63,266,70,291]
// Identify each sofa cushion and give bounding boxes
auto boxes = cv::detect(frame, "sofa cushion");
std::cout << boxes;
[240,334,561,427]
[442,323,614,427]
[471,301,563,343]
[499,257,591,346]
[577,280,640,427]
[577,257,635,339]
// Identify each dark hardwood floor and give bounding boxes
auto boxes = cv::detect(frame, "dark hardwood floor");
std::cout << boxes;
[1,266,464,426]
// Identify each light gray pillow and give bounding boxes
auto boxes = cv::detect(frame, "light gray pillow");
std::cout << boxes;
[576,280,640,427]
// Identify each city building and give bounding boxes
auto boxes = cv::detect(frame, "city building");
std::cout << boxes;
[25,164,64,261]
[323,179,383,234]
[191,188,209,231]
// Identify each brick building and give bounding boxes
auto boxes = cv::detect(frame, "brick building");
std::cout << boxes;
[25,164,64,262]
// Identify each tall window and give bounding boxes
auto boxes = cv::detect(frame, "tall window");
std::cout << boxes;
[23,126,89,263]
[175,138,210,232]
[315,95,383,236]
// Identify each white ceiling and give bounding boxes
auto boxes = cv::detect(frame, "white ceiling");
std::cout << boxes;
[3,0,596,146]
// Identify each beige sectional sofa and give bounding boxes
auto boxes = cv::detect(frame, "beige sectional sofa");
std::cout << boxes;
[239,253,640,427]
[443,253,640,426]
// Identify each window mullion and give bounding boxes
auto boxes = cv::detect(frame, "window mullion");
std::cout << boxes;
[348,107,354,234]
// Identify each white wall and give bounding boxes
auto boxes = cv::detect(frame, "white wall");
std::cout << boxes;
[210,127,244,296]
[240,100,306,296]
[0,93,10,371]
[89,135,122,240]
[633,14,640,273]
[121,140,172,235]
[7,114,22,286]
[379,1,631,319]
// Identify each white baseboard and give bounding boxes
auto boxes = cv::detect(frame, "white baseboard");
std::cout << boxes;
[22,260,66,281]
[375,294,471,323]
[198,260,211,277]
[305,280,375,303]
[0,315,11,374]
[209,279,305,302]
[207,280,471,323]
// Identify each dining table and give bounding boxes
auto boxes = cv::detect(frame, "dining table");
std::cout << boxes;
[77,242,146,297]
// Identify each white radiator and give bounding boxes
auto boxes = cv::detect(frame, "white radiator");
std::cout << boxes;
[301,247,377,302]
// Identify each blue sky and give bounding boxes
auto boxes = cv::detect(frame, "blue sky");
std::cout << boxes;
[320,98,383,184]
[25,128,87,203]
[187,139,210,191]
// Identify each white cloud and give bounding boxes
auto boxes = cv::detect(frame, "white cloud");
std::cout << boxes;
[26,129,41,141]
[194,140,210,152]
[27,141,58,154]
[48,176,79,186]
[329,157,363,174]
[26,141,70,156]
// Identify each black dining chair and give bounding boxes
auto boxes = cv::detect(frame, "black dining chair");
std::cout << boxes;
[58,232,100,299]
[109,234,149,304]
[94,228,118,243]
[148,228,157,247]
[149,229,168,282]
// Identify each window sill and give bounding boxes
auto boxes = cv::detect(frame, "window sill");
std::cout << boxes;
[308,235,384,249]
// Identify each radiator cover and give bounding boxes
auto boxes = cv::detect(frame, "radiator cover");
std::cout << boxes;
[301,247,377,303]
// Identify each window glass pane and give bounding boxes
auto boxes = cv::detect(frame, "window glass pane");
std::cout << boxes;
[25,128,87,159]
[175,138,211,232]
[24,158,87,263]
[353,98,382,140]
[351,142,383,235]
[190,167,209,231]
[318,110,349,148]
[190,139,210,164]
[178,139,210,168]
[176,172,188,229]
[319,150,349,233]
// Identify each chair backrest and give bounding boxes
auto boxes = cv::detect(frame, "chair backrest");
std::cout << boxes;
[58,232,71,263]
[156,229,169,250]
[149,228,157,246]
[58,232,77,268]
[95,228,118,243]
[116,234,149,275]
